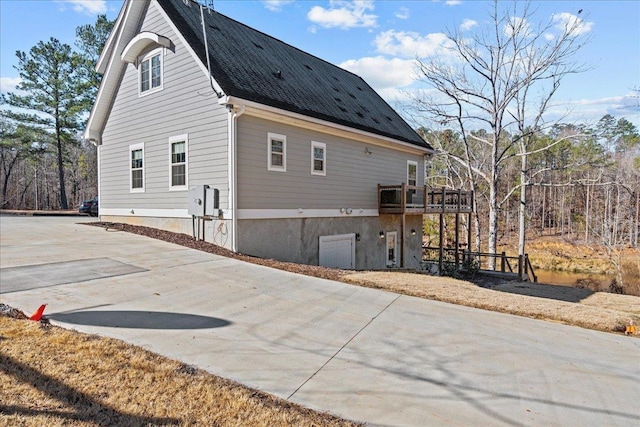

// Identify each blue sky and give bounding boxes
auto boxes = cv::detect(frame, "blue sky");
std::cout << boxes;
[1,0,639,129]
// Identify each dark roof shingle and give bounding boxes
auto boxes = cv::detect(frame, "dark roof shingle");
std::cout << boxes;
[157,0,429,148]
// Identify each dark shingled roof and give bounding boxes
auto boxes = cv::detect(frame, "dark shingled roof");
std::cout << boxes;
[156,0,430,149]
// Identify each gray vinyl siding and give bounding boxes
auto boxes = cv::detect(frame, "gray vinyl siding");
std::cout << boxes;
[236,115,424,210]
[100,0,228,212]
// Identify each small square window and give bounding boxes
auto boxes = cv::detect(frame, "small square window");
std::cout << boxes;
[311,141,326,176]
[268,133,286,172]
[139,48,163,96]
[129,143,144,192]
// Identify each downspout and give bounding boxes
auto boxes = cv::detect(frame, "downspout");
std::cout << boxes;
[96,144,101,219]
[228,104,245,252]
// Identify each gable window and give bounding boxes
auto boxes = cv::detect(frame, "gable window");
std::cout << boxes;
[139,48,163,95]
[129,143,144,192]
[169,134,188,190]
[311,141,326,176]
[268,133,286,172]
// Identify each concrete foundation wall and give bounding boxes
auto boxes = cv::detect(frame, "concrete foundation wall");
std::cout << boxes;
[100,215,233,250]
[101,214,423,271]
[237,215,423,270]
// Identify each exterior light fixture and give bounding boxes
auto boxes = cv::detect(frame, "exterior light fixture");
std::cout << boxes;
[365,147,372,156]
[379,231,385,239]
[411,229,416,236]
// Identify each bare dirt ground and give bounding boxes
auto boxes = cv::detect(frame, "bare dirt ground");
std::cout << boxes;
[90,222,639,335]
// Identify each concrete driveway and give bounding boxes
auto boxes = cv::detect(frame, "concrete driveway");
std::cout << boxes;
[1,216,638,427]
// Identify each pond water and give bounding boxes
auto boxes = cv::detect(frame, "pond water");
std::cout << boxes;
[535,269,614,289]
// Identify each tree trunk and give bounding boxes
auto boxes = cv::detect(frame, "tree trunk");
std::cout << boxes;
[55,117,68,210]
[584,179,590,242]
[488,168,499,268]
[518,148,527,257]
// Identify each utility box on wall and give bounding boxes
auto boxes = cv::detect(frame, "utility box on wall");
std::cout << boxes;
[188,185,219,217]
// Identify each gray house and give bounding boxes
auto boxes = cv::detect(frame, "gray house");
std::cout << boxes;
[85,0,435,270]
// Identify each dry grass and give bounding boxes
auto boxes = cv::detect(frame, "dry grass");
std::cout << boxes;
[0,316,361,427]
[343,272,640,334]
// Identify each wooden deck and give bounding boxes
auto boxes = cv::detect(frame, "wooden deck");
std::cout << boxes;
[422,246,538,282]
[378,185,474,215]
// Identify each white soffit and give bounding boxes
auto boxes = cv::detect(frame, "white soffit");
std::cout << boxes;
[121,32,172,63]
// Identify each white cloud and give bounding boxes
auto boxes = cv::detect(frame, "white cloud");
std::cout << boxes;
[552,13,593,36]
[544,33,555,41]
[504,16,531,38]
[0,77,22,94]
[56,0,107,15]
[263,0,294,12]
[395,7,410,20]
[459,19,477,31]
[544,93,640,128]
[339,56,416,90]
[374,30,454,58]
[445,0,462,6]
[307,0,377,30]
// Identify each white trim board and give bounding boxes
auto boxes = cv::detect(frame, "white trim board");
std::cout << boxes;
[99,208,379,220]
[100,208,193,218]
[237,209,379,220]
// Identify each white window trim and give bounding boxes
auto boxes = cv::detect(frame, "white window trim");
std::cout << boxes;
[311,141,326,176]
[267,132,286,172]
[129,142,145,193]
[169,134,188,191]
[138,47,164,97]
[407,160,418,187]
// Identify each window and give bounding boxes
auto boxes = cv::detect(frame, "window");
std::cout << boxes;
[169,134,188,190]
[268,133,286,172]
[139,48,163,95]
[311,141,326,175]
[407,160,418,187]
[129,143,144,192]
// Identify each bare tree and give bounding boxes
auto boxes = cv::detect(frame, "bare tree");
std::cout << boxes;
[412,1,590,264]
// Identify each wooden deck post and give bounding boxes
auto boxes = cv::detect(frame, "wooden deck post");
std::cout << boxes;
[401,183,406,268]
[467,212,472,262]
[518,254,523,280]
[500,252,506,272]
[438,213,444,275]
[455,213,460,270]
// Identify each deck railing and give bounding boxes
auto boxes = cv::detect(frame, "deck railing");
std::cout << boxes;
[379,185,474,214]
[422,246,538,282]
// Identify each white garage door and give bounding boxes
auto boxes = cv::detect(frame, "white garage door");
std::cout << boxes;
[319,233,355,269]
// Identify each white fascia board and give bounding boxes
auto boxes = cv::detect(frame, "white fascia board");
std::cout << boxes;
[100,208,232,219]
[85,0,149,145]
[96,0,130,74]
[151,0,225,98]
[219,96,433,156]
[237,209,379,220]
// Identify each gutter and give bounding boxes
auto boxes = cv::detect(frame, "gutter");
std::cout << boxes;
[218,96,432,155]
